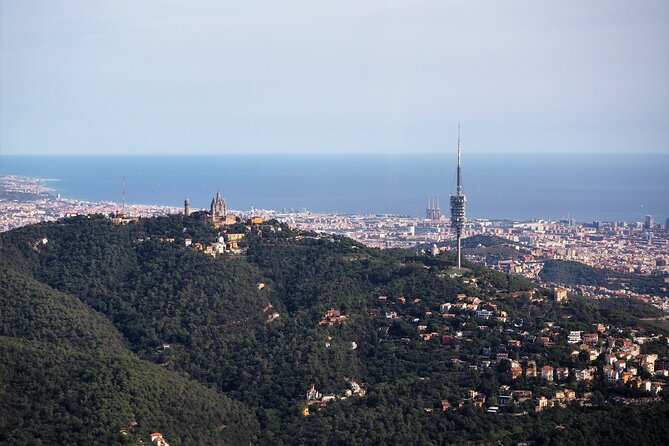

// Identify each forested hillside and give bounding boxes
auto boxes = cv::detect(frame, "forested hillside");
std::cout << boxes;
[540,260,669,297]
[0,337,257,445]
[1,215,668,445]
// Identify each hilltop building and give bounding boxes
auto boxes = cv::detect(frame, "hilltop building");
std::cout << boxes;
[111,211,139,225]
[150,432,170,446]
[211,191,226,216]
[184,198,190,216]
[204,191,237,228]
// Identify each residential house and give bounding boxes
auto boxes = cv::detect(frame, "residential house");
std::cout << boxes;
[554,287,569,303]
[604,366,620,382]
[575,368,594,381]
[583,333,599,345]
[513,390,533,402]
[535,396,549,412]
[319,309,347,326]
[541,365,554,382]
[556,367,569,381]
[150,433,170,446]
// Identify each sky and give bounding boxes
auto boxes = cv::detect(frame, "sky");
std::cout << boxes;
[1,0,668,155]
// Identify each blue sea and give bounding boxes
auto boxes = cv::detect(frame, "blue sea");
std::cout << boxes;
[1,154,667,222]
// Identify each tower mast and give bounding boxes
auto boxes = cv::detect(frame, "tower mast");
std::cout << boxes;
[457,124,462,196]
[450,124,467,269]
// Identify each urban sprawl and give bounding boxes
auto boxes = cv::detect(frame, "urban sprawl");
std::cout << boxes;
[2,173,667,310]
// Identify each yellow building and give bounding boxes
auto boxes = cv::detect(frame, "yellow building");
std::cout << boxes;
[110,212,139,225]
[554,287,569,303]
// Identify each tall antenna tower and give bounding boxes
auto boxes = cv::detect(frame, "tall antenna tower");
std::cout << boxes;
[450,124,467,268]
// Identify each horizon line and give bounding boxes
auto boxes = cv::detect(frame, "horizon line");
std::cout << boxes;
[2,151,668,157]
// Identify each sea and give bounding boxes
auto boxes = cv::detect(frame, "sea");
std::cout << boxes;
[1,154,667,222]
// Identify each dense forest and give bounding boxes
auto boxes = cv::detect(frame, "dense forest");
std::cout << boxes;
[1,215,667,445]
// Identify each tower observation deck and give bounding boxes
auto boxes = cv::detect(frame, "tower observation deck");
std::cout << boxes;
[450,125,466,268]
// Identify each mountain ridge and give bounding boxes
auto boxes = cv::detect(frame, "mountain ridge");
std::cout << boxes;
[1,215,668,445]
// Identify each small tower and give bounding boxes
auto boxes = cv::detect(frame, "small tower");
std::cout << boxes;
[184,197,190,216]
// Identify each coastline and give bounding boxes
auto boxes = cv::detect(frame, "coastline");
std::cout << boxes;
[0,174,182,232]
[2,173,667,289]
[1,154,667,222]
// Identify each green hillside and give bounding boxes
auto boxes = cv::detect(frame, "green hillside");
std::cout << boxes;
[0,220,261,445]
[1,215,668,445]
[0,269,127,353]
[540,260,669,297]
[0,337,257,445]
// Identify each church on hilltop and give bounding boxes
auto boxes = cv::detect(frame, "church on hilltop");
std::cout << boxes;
[210,190,226,217]
[204,190,237,228]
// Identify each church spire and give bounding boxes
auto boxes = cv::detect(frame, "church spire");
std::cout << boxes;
[210,190,227,217]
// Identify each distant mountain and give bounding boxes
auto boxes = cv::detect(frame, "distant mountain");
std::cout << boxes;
[1,215,668,445]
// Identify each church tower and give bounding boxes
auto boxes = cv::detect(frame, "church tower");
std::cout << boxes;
[210,191,227,217]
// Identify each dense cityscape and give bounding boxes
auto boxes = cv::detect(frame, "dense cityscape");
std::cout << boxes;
[4,174,666,275]
[3,173,667,307]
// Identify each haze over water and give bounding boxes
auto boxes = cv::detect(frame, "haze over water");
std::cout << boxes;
[2,154,667,222]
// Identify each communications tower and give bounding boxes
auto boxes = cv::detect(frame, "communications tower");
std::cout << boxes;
[450,125,466,269]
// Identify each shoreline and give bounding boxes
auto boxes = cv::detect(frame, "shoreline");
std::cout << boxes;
[2,154,666,223]
[0,174,182,232]
[1,173,661,225]
[2,173,667,281]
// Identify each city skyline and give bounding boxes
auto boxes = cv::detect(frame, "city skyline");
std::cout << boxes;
[1,152,666,222]
[1,1,668,156]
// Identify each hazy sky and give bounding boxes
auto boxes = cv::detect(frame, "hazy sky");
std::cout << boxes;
[1,0,668,155]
